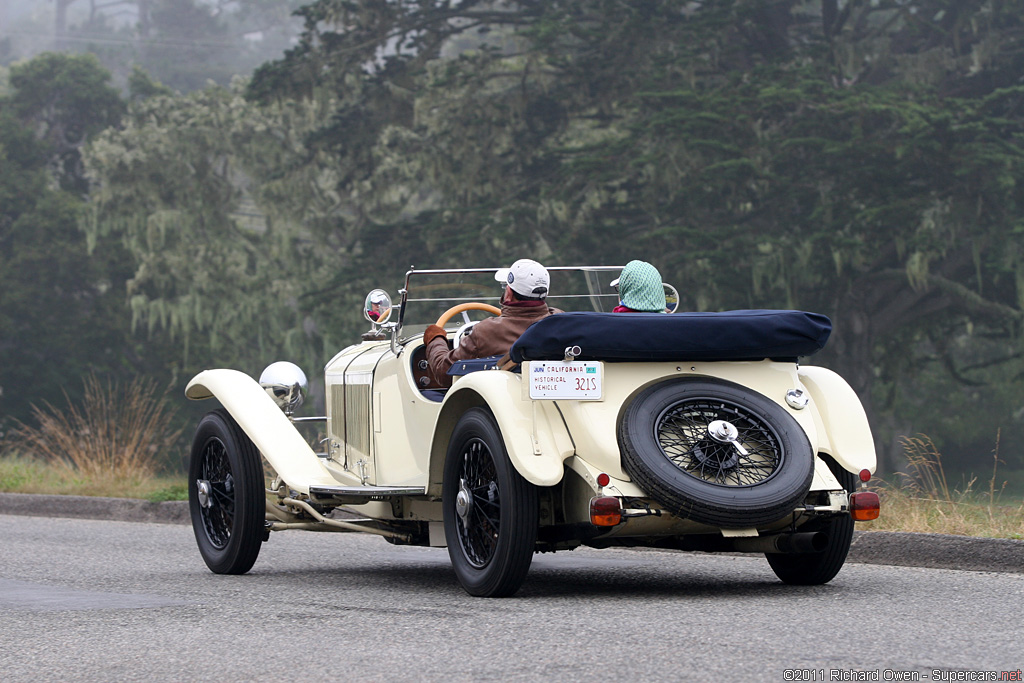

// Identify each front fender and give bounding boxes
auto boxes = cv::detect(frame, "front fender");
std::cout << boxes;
[427,372,574,493]
[798,365,877,475]
[186,369,337,494]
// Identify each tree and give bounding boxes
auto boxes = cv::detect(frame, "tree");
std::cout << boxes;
[7,52,123,193]
[0,55,141,433]
[83,83,343,382]
[247,0,1024,470]
[86,1,1024,471]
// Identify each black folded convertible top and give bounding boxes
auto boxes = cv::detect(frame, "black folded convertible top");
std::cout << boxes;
[508,310,831,363]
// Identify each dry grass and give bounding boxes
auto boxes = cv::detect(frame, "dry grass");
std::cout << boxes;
[4,374,183,489]
[863,434,1024,540]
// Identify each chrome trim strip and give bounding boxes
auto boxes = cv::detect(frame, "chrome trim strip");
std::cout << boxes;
[309,485,427,497]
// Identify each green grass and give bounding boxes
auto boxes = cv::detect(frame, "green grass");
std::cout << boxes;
[143,483,189,502]
[0,454,50,491]
[0,454,187,500]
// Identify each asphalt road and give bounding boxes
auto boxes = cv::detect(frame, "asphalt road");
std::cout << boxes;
[1,513,1022,682]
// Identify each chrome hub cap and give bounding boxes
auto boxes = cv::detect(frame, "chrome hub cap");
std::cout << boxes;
[196,479,213,509]
[708,419,749,459]
[456,479,472,523]
[708,419,739,443]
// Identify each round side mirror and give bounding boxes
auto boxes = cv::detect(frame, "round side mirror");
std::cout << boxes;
[663,283,680,314]
[364,289,392,324]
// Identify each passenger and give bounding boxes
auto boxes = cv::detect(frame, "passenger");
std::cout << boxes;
[424,259,558,387]
[611,260,667,313]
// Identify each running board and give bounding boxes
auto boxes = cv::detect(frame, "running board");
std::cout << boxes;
[309,485,427,499]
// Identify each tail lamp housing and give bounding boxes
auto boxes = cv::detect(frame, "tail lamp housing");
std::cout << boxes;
[589,496,622,526]
[850,491,880,521]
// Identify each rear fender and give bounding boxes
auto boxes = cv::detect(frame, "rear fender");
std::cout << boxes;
[427,372,574,495]
[185,369,337,494]
[798,366,876,476]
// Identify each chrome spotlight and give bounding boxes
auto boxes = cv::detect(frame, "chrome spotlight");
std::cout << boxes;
[259,361,307,416]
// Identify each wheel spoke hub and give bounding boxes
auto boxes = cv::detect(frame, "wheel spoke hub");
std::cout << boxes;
[657,399,783,487]
[456,479,472,523]
[196,479,213,509]
[707,419,749,459]
[708,419,738,443]
[197,437,234,550]
[455,438,500,569]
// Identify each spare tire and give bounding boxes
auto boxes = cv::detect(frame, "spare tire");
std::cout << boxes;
[619,378,813,528]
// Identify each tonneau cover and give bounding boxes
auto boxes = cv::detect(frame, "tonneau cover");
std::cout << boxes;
[508,310,831,363]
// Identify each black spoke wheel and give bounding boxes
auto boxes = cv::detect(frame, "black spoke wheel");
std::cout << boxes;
[766,456,856,585]
[188,408,265,574]
[443,407,538,597]
[657,398,783,487]
[620,378,814,528]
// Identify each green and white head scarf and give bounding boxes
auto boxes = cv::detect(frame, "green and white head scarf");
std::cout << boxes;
[618,260,667,312]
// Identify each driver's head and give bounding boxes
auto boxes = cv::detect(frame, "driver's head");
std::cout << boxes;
[495,259,549,301]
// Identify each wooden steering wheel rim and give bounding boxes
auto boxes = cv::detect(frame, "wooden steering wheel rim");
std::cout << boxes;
[435,302,501,327]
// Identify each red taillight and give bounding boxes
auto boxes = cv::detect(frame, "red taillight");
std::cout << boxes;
[596,472,610,488]
[859,469,872,483]
[590,496,622,526]
[850,491,880,521]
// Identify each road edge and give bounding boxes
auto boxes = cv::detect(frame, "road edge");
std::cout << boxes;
[0,492,190,526]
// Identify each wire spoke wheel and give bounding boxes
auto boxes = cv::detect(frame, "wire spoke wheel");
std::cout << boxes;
[443,407,538,597]
[196,437,235,550]
[620,378,814,528]
[657,399,783,487]
[455,438,501,568]
[188,409,265,575]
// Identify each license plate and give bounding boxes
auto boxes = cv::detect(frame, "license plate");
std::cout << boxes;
[528,361,603,400]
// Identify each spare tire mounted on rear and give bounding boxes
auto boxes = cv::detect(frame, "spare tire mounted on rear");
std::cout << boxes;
[619,378,814,528]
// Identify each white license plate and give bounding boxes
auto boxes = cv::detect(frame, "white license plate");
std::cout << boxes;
[528,361,603,400]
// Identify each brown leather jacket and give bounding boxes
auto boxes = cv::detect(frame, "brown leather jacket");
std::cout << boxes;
[425,301,558,388]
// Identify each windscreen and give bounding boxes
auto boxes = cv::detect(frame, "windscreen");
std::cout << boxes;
[398,266,623,336]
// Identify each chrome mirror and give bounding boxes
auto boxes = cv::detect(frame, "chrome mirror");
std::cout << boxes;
[364,289,392,325]
[663,283,680,314]
[259,361,307,416]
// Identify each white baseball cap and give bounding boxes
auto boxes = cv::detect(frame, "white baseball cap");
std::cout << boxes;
[495,259,549,299]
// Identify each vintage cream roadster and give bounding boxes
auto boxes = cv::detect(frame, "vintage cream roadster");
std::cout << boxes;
[185,266,879,597]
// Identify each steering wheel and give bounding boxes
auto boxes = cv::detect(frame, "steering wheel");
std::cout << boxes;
[435,302,501,327]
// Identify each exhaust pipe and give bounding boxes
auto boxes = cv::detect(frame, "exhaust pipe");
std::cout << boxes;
[730,532,828,554]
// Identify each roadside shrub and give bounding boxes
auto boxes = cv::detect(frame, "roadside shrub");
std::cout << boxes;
[9,374,182,484]
[868,433,1024,539]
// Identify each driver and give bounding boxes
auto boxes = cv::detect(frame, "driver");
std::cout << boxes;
[423,259,558,388]
[367,291,390,322]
